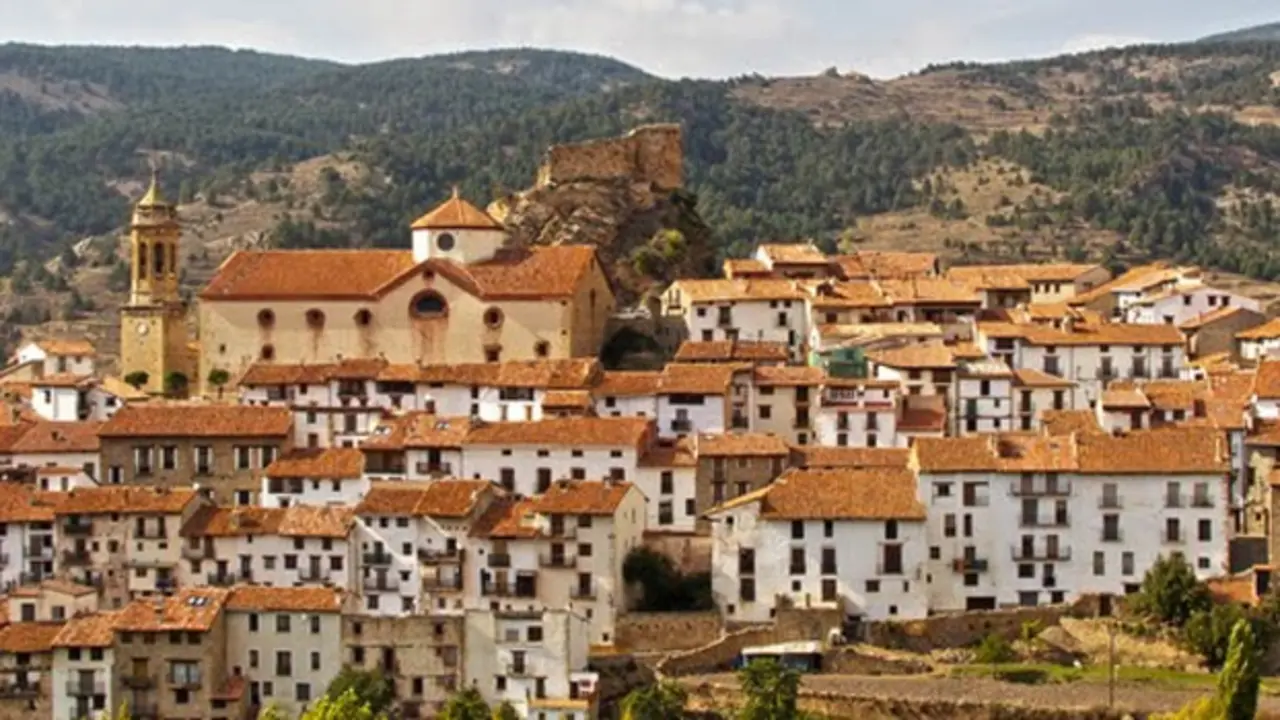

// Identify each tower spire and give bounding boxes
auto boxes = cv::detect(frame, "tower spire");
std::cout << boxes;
[138,167,167,209]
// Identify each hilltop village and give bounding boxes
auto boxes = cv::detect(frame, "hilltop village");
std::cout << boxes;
[0,126,1278,719]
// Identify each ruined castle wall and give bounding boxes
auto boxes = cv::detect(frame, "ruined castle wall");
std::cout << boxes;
[538,125,683,190]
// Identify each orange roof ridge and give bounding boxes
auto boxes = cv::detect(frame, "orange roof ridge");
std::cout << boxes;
[410,190,503,231]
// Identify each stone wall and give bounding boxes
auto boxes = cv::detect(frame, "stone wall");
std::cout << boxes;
[538,125,683,190]
[822,646,933,675]
[641,531,712,574]
[615,611,723,653]
[684,682,1130,720]
[658,607,842,677]
[864,602,1091,653]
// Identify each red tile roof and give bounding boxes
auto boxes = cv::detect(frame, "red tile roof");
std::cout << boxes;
[8,421,102,453]
[709,468,925,521]
[410,191,503,230]
[463,417,651,448]
[100,404,291,438]
[265,448,364,479]
[0,622,64,653]
[226,586,343,613]
[115,588,229,632]
[356,480,493,518]
[55,487,197,516]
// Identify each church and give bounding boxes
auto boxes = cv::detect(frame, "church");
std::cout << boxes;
[119,182,616,397]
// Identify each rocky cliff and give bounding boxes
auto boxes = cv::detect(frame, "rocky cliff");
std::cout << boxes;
[489,126,715,304]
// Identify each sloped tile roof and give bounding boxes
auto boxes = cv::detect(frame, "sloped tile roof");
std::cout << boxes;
[709,468,925,521]
[593,371,663,397]
[0,622,65,653]
[55,487,197,516]
[791,446,910,469]
[8,420,102,453]
[265,448,364,479]
[114,588,229,632]
[1256,360,1280,399]
[100,404,291,438]
[32,338,95,356]
[535,480,634,516]
[53,612,118,648]
[356,480,493,518]
[201,250,420,300]
[463,417,651,448]
[674,340,789,363]
[1040,410,1103,436]
[696,433,789,457]
[226,586,342,613]
[1238,317,1280,340]
[410,191,503,230]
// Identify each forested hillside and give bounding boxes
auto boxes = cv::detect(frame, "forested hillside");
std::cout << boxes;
[0,34,1279,324]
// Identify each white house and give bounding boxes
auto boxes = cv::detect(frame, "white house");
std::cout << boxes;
[706,467,928,623]
[29,376,147,423]
[1125,283,1260,326]
[51,609,115,720]
[353,480,496,616]
[12,338,96,378]
[812,377,900,448]
[914,429,1229,611]
[224,585,344,718]
[0,482,60,588]
[469,481,646,645]
[867,342,956,398]
[179,505,356,591]
[636,437,698,534]
[261,447,368,508]
[661,278,809,360]
[463,608,596,719]
[1,420,103,481]
[955,360,1014,435]
[1239,318,1280,362]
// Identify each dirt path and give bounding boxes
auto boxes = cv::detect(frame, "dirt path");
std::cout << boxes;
[684,673,1280,717]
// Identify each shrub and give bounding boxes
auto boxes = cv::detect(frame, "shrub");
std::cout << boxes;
[974,633,1015,664]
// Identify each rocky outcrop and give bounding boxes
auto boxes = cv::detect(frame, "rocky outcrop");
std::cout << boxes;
[489,127,715,304]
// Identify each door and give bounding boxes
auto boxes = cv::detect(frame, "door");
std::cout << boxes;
[309,556,322,581]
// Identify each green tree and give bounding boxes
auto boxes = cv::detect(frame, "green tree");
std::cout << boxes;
[298,689,382,720]
[739,659,805,720]
[1131,553,1212,626]
[440,687,491,720]
[621,679,688,720]
[164,371,189,397]
[323,667,395,717]
[1183,602,1248,668]
[207,368,232,398]
[123,371,149,390]
[974,632,1015,665]
[1218,619,1260,720]
[492,702,520,720]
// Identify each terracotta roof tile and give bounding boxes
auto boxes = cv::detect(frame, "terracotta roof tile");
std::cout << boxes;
[671,278,805,302]
[0,422,33,453]
[97,376,150,401]
[464,417,650,448]
[55,486,197,516]
[1076,428,1226,474]
[10,579,96,599]
[52,612,118,648]
[723,258,770,277]
[898,402,947,432]
[421,246,599,300]
[0,482,62,523]
[1101,387,1151,409]
[1041,410,1102,436]
[834,251,937,280]
[33,338,95,356]
[410,190,502,230]
[638,437,697,467]
[1111,380,1204,412]
[470,497,541,539]
[183,505,353,539]
[201,250,420,301]
[114,588,229,632]
[868,342,956,369]
[593,371,662,397]
[674,340,789,363]
[1022,322,1185,346]
[753,366,825,386]
[409,358,600,389]
[659,363,740,395]
[0,622,64,653]
[758,243,828,265]
[791,446,910,469]
[239,363,336,386]
[1249,421,1280,447]
[32,373,94,389]
[8,420,102,453]
[1257,360,1280,399]
[535,480,634,516]
[542,390,593,409]
[226,586,342,613]
[879,278,981,305]
[265,448,364,479]
[1180,306,1252,330]
[356,480,493,518]
[100,404,291,438]
[1069,263,1182,306]
[711,468,925,520]
[364,414,472,450]
[1238,317,1280,340]
[696,433,789,457]
[805,281,891,309]
[947,263,1101,285]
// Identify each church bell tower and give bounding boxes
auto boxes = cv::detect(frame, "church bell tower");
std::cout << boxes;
[119,171,191,395]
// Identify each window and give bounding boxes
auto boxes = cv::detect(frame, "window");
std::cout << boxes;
[1198,519,1212,542]
[305,309,325,329]
[436,233,456,251]
[354,309,373,327]
[258,309,275,329]
[758,405,772,420]
[534,341,550,358]
[943,514,956,538]
[790,521,804,540]
[276,614,291,634]
[739,578,756,602]
[884,520,898,540]
[411,292,448,317]
[865,580,880,593]
[1093,551,1105,576]
[483,308,504,329]
[823,520,833,538]
[161,446,177,470]
[236,446,252,470]
[310,615,321,634]
[249,615,259,633]
[296,683,311,702]
[1121,552,1135,576]
[934,483,952,498]
[276,651,292,677]
[660,472,673,494]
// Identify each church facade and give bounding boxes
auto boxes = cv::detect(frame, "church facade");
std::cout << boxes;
[194,190,615,395]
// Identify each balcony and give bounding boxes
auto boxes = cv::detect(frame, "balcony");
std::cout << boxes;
[1165,495,1185,509]
[488,553,512,568]
[570,586,597,600]
[1164,530,1186,545]
[297,567,330,582]
[25,544,52,560]
[506,663,534,678]
[670,419,693,433]
[364,574,400,592]
[547,524,577,540]
[206,571,249,587]
[539,553,577,569]
[62,521,93,536]
[0,682,39,698]
[66,680,105,696]
[414,461,453,477]
[134,526,167,540]
[482,582,512,597]
[1098,496,1123,510]
[1018,515,1070,529]
[1191,495,1214,509]
[61,549,92,565]
[422,574,463,592]
[121,675,154,690]
[1010,482,1072,497]
[952,558,990,573]
[419,547,462,564]
[1101,530,1124,543]
[363,551,395,567]
[1011,545,1072,562]
[181,544,213,561]
[168,675,202,690]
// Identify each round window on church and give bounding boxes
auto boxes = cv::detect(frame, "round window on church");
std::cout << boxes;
[483,307,504,329]
[355,309,373,327]
[411,292,448,318]
[260,344,275,361]
[436,233,456,252]
[306,309,326,330]
[257,309,275,329]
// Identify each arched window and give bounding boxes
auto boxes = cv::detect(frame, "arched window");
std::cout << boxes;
[483,307,504,329]
[153,243,165,275]
[411,292,448,318]
[137,244,148,281]
[355,309,373,327]
[306,309,325,329]
[257,309,275,329]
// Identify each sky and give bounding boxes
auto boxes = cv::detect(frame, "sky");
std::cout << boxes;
[2,0,1277,78]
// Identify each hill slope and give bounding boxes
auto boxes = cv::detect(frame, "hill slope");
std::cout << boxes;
[1200,22,1280,44]
[1,41,1280,359]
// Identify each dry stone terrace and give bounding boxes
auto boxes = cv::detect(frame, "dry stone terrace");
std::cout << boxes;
[0,128,1272,719]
